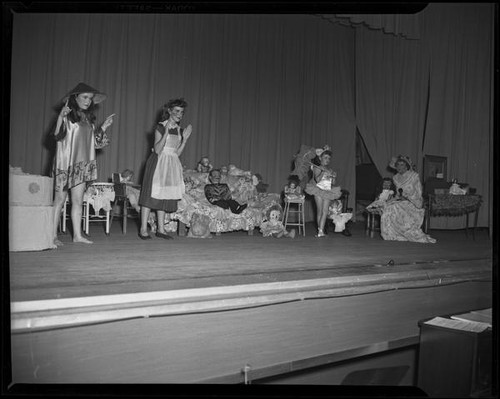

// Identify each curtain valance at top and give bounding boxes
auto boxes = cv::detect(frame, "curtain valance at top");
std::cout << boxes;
[320,14,422,40]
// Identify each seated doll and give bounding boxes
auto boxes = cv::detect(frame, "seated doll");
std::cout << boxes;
[120,169,141,213]
[283,175,305,201]
[328,199,353,235]
[366,177,395,211]
[204,169,248,214]
[196,156,213,173]
[260,204,296,238]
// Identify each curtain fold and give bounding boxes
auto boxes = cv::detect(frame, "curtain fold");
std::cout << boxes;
[354,25,429,180]
[10,14,356,201]
[420,3,493,228]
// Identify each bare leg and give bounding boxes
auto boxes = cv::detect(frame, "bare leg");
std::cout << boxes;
[52,189,68,246]
[71,183,92,244]
[319,199,331,233]
[157,210,166,234]
[140,206,151,236]
[314,196,325,236]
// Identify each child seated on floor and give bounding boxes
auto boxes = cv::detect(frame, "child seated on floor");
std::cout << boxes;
[120,169,141,213]
[283,175,305,201]
[366,177,395,211]
[204,169,248,214]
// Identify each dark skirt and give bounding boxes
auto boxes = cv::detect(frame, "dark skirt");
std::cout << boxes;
[139,152,178,212]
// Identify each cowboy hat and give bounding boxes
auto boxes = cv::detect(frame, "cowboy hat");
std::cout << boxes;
[62,82,107,104]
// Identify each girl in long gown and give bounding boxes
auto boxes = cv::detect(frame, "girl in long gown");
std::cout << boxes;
[381,155,436,243]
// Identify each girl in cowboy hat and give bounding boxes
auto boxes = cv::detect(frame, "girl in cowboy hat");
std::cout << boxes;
[51,82,115,246]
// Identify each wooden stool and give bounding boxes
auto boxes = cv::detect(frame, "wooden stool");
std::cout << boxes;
[283,198,306,236]
[366,208,383,238]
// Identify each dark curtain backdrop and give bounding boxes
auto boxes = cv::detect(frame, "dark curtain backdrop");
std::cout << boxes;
[9,13,356,208]
[325,3,493,228]
[9,6,494,228]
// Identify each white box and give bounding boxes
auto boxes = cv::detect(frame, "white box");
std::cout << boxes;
[9,173,53,206]
[9,205,56,251]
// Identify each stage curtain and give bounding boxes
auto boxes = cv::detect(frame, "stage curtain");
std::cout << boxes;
[345,3,493,228]
[420,3,493,229]
[353,25,428,181]
[9,13,356,203]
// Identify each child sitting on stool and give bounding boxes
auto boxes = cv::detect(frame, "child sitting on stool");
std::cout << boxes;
[204,169,247,214]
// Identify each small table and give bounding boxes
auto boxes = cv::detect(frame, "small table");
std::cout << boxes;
[425,194,482,240]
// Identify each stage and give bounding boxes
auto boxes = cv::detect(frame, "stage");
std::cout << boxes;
[8,220,492,385]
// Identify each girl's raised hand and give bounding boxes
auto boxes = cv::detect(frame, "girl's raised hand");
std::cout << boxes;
[59,99,71,118]
[102,114,115,131]
[183,124,192,140]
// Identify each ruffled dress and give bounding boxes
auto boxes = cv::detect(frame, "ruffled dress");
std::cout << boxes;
[139,123,185,212]
[305,172,341,201]
[53,115,108,191]
[380,170,436,243]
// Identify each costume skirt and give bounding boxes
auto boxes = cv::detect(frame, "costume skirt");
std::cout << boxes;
[139,152,178,212]
[305,182,341,201]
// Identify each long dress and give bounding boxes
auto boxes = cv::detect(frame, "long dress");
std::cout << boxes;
[53,115,108,191]
[139,123,185,212]
[381,170,436,243]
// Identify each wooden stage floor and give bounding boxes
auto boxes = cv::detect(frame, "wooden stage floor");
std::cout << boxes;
[10,221,492,303]
[8,221,493,384]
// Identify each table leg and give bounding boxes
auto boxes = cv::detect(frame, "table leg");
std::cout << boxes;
[473,209,479,241]
[465,212,469,238]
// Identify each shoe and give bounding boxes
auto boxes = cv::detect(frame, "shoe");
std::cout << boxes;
[315,230,326,238]
[342,229,352,237]
[235,204,248,214]
[156,231,173,240]
[138,233,151,240]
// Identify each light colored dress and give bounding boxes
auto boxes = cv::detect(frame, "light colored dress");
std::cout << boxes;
[53,115,108,191]
[381,170,436,243]
[305,167,342,200]
[151,125,185,200]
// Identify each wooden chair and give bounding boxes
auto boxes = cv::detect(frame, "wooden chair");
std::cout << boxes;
[283,197,306,236]
[83,183,113,235]
[110,173,139,234]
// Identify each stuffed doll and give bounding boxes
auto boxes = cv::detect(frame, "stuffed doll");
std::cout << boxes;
[260,204,296,238]
[328,199,352,233]
[187,212,212,238]
[228,164,252,178]
[252,173,269,193]
[196,156,213,173]
[284,175,305,201]
[366,177,395,210]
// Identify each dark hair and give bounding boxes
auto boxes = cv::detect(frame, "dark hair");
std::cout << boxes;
[320,150,333,158]
[288,175,300,184]
[395,157,411,170]
[66,94,97,124]
[161,98,188,121]
[209,169,221,177]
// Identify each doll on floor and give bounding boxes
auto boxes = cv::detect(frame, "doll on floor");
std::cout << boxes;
[260,204,296,238]
[196,156,213,173]
[328,199,353,234]
[120,169,141,213]
[283,175,305,201]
